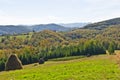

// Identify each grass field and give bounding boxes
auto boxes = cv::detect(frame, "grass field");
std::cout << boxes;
[0,55,120,80]
[49,56,85,61]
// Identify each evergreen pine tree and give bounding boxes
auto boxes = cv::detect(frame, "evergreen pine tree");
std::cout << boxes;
[108,42,115,55]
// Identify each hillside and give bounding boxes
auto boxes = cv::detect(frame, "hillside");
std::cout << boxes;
[65,24,120,40]
[95,25,120,41]
[64,29,99,39]
[84,17,120,30]
[64,24,120,49]
[0,55,120,80]
[30,30,67,48]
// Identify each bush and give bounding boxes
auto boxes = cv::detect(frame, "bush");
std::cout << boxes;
[0,60,5,71]
[86,54,91,57]
[39,58,45,64]
[5,54,23,71]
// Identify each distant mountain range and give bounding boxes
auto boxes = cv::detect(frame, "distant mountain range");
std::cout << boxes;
[59,23,89,28]
[32,23,70,32]
[0,24,70,35]
[0,25,31,35]
[0,17,120,35]
[0,23,88,35]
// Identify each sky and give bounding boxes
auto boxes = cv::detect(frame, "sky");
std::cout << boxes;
[0,0,120,25]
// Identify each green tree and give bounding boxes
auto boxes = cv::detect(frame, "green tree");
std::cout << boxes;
[0,58,6,71]
[108,42,115,55]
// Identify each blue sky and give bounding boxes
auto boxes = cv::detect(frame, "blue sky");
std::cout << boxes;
[0,0,120,25]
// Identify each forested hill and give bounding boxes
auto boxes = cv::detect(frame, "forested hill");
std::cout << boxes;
[83,17,120,30]
[64,24,120,49]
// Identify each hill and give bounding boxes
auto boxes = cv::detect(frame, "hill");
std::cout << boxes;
[83,17,120,30]
[30,30,67,48]
[0,25,32,35]
[65,24,120,40]
[64,24,120,49]
[32,23,70,32]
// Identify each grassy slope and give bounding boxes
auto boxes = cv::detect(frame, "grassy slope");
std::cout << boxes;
[0,55,120,80]
[0,32,33,41]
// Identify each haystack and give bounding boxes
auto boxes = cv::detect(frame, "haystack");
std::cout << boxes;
[5,54,23,71]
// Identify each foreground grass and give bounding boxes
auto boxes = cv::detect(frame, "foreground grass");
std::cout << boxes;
[0,55,120,80]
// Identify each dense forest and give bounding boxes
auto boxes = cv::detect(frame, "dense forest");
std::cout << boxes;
[0,18,120,71]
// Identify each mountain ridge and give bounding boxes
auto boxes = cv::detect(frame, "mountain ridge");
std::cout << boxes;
[0,17,120,35]
[0,23,71,35]
[83,17,120,30]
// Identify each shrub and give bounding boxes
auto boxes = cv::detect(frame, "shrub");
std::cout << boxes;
[39,58,45,64]
[0,60,5,71]
[86,54,91,57]
[5,54,23,71]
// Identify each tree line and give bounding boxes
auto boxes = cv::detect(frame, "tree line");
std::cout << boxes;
[0,40,110,71]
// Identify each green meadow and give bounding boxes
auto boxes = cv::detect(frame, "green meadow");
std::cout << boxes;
[0,55,120,80]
